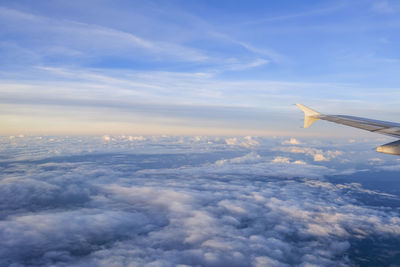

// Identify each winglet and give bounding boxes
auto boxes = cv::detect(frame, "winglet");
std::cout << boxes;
[296,104,320,128]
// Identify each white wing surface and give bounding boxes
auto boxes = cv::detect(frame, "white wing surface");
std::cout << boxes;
[296,104,400,155]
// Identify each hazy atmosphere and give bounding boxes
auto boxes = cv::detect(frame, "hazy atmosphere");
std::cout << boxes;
[1,1,400,266]
[1,0,400,135]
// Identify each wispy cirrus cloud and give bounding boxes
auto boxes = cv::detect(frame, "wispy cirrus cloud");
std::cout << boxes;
[0,4,284,73]
[370,0,398,14]
[0,6,209,64]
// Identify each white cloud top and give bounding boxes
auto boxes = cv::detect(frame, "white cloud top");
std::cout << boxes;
[0,136,399,266]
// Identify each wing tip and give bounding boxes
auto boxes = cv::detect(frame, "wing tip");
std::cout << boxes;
[296,104,320,116]
[296,104,320,128]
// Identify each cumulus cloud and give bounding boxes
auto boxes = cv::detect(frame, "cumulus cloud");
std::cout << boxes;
[272,156,291,164]
[102,135,111,141]
[369,157,384,164]
[216,152,262,165]
[277,146,343,162]
[282,138,301,145]
[224,136,259,148]
[314,153,328,162]
[0,136,399,266]
[128,135,146,141]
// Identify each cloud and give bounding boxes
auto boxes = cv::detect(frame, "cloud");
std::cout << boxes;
[102,135,111,141]
[371,0,396,13]
[0,4,287,75]
[0,209,154,264]
[0,136,399,266]
[282,138,301,145]
[224,136,260,148]
[128,136,146,141]
[0,6,209,64]
[314,153,328,162]
[272,156,291,164]
[244,2,347,24]
[216,152,262,165]
[369,157,384,164]
[277,146,343,162]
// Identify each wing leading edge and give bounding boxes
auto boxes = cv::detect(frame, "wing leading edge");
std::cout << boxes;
[296,104,400,155]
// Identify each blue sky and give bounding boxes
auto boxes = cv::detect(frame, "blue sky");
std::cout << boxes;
[1,0,400,136]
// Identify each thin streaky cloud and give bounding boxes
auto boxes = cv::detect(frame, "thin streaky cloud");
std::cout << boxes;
[243,2,348,25]
[0,6,209,63]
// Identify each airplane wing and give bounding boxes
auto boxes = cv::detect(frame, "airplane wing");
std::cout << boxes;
[296,104,400,155]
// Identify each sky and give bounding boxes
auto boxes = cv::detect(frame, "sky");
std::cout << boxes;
[2,2,400,265]
[1,0,400,136]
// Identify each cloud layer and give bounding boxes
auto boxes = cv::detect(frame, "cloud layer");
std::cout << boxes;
[0,136,399,266]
